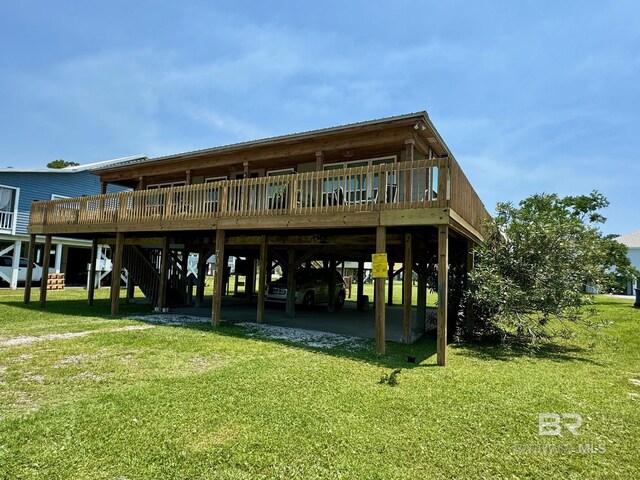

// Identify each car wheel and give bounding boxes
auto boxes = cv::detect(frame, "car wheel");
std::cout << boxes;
[335,291,346,309]
[303,291,315,308]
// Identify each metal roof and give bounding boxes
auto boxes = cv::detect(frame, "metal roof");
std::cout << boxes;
[615,230,640,249]
[91,111,438,172]
[0,154,147,174]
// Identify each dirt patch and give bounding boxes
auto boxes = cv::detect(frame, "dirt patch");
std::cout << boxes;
[0,325,154,347]
[21,372,45,384]
[69,371,104,381]
[237,322,366,350]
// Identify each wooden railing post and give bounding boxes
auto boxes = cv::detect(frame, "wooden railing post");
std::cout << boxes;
[212,229,226,327]
[437,157,450,207]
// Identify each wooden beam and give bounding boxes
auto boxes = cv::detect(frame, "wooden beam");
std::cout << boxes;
[110,232,124,315]
[356,260,365,311]
[211,229,225,327]
[157,237,169,311]
[88,238,98,306]
[403,233,412,343]
[437,225,448,366]
[23,234,36,304]
[96,237,167,246]
[225,233,405,246]
[39,234,52,308]
[375,226,386,355]
[285,248,296,318]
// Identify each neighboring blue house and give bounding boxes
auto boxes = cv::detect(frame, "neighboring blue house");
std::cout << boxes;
[0,156,142,288]
[615,230,640,295]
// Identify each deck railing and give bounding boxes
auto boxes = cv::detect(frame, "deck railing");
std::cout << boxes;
[0,211,14,231]
[29,158,488,232]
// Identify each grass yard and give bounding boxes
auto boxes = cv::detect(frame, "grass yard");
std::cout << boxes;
[0,289,638,479]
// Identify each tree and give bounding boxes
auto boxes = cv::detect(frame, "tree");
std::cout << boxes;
[469,191,637,344]
[47,159,79,169]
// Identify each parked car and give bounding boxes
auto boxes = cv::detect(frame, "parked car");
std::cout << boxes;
[0,256,47,284]
[266,268,346,308]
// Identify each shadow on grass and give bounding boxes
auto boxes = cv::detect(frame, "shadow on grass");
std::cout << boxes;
[451,340,605,366]
[0,297,437,370]
[4,296,603,367]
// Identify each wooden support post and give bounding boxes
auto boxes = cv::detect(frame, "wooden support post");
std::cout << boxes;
[328,258,336,313]
[186,169,193,186]
[437,225,449,366]
[286,248,296,318]
[88,238,98,306]
[257,236,267,323]
[24,234,36,304]
[212,229,225,327]
[465,239,474,340]
[403,233,413,343]
[356,260,365,311]
[387,260,394,306]
[157,237,169,311]
[375,226,386,355]
[39,235,52,308]
[315,151,323,205]
[110,233,124,315]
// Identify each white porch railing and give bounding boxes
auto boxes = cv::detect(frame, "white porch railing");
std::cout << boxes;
[0,211,14,231]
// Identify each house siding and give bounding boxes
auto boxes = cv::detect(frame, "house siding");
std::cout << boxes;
[0,171,125,236]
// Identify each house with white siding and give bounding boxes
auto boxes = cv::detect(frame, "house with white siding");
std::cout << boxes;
[0,156,140,288]
[615,230,640,295]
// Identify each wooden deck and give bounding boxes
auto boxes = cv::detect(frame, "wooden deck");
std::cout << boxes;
[28,158,488,240]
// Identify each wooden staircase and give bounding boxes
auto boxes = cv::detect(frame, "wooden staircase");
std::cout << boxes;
[121,245,190,307]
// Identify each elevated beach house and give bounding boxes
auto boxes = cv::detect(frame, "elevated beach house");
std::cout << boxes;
[25,112,489,365]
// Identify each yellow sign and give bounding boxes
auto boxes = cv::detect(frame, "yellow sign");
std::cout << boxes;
[371,253,388,278]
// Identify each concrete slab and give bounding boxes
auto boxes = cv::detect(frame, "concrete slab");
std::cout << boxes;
[172,296,436,343]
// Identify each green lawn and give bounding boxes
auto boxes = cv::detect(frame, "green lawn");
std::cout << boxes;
[0,289,638,479]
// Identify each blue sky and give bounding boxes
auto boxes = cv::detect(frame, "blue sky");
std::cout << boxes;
[1,1,638,234]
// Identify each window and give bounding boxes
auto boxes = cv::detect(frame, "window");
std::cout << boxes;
[266,169,294,209]
[204,177,228,213]
[322,156,396,204]
[0,185,18,232]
